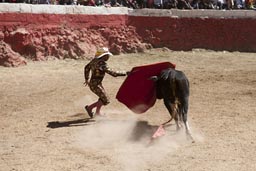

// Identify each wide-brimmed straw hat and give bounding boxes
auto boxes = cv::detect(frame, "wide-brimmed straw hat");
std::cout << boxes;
[95,47,113,58]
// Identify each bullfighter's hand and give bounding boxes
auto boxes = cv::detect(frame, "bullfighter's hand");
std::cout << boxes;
[126,71,131,76]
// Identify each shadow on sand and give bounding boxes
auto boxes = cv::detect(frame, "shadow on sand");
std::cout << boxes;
[128,121,174,141]
[47,113,95,129]
[127,120,177,145]
[128,121,157,142]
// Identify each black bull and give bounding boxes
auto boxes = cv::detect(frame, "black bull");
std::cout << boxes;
[150,68,194,142]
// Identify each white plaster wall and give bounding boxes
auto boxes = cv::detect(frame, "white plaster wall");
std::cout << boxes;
[0,3,256,18]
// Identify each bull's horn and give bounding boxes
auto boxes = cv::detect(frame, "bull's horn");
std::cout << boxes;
[149,76,158,81]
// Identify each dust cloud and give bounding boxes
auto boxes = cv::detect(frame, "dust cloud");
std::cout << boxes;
[73,95,94,109]
[74,108,202,171]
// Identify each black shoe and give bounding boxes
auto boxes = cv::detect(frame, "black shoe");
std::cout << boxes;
[85,106,94,118]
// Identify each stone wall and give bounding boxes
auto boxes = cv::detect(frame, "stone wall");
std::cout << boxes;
[0,4,256,67]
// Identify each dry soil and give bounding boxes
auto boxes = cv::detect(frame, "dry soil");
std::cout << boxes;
[0,49,256,171]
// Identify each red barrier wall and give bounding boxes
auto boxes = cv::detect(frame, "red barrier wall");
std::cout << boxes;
[128,16,256,52]
[0,11,256,67]
[0,13,127,28]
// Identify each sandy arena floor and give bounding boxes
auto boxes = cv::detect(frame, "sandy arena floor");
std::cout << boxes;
[0,49,256,171]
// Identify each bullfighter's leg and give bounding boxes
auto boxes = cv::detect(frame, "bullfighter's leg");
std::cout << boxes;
[88,82,110,116]
[86,101,98,111]
[95,99,104,115]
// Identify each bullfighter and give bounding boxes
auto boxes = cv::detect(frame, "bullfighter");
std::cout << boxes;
[84,47,129,118]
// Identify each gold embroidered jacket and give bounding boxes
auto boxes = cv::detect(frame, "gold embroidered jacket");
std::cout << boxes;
[84,58,126,84]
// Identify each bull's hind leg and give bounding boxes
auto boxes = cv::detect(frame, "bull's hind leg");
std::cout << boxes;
[162,117,173,125]
[163,99,180,130]
[180,98,194,143]
[173,104,181,131]
[163,99,174,121]
[184,120,194,142]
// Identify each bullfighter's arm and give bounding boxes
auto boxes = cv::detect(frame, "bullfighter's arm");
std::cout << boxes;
[99,61,127,77]
[84,62,91,85]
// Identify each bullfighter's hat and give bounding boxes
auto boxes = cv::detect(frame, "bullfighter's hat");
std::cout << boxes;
[95,47,113,58]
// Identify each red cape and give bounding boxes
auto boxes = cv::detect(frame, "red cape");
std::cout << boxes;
[116,62,176,114]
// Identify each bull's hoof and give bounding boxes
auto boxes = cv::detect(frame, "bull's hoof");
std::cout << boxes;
[187,135,195,143]
[185,131,194,143]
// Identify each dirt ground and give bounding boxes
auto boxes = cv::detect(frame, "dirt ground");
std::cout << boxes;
[1,49,256,171]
